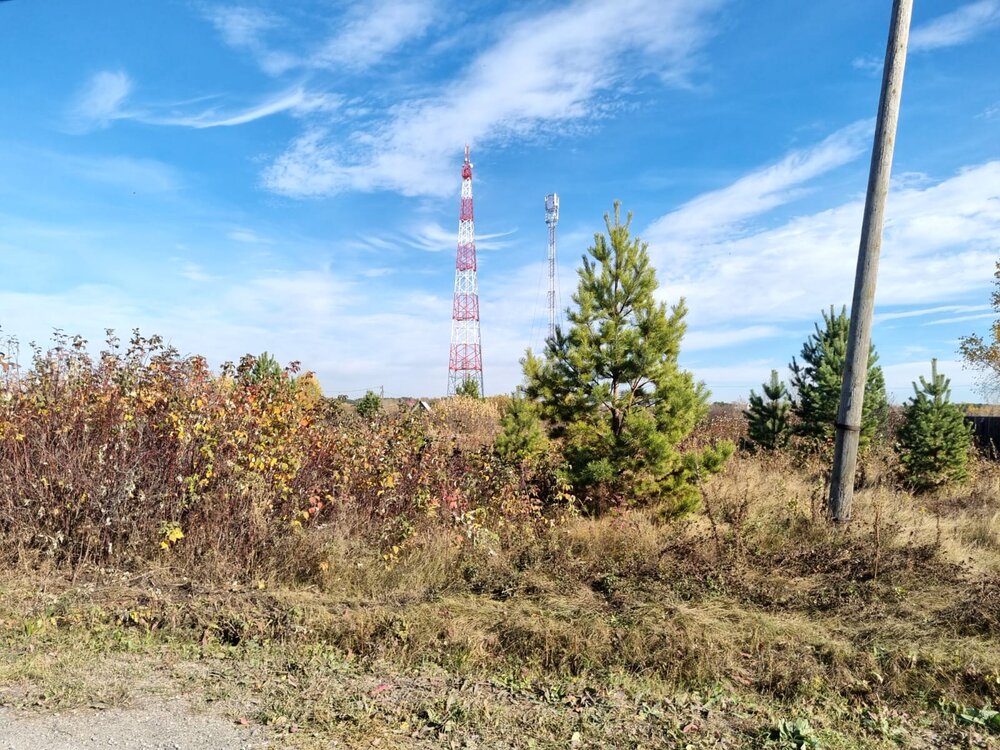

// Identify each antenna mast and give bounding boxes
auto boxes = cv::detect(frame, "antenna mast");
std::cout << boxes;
[544,193,560,341]
[447,145,485,395]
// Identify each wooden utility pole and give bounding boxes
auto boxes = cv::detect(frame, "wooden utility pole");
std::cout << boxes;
[829,0,913,523]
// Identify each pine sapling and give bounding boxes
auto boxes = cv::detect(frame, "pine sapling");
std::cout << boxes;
[790,306,888,450]
[897,359,973,492]
[495,394,549,463]
[523,202,732,517]
[745,369,792,451]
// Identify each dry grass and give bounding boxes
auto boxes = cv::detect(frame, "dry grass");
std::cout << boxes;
[1,450,998,747]
[427,395,506,448]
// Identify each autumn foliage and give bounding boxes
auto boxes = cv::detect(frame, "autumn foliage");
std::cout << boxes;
[0,332,553,574]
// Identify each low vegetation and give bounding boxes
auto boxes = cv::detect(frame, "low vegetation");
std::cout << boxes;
[0,217,997,748]
[1,350,996,748]
[1,425,997,748]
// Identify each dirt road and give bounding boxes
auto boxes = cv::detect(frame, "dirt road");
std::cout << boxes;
[0,697,267,750]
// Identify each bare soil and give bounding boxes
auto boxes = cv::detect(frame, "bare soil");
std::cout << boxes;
[0,697,266,750]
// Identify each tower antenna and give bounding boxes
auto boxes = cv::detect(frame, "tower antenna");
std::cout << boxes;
[447,145,485,396]
[544,193,560,341]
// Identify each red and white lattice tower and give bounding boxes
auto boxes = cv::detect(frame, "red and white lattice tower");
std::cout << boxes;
[447,145,484,396]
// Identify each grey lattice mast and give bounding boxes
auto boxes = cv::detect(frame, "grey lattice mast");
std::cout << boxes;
[447,145,484,396]
[545,193,560,340]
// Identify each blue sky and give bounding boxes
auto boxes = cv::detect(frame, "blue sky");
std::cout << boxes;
[0,0,998,401]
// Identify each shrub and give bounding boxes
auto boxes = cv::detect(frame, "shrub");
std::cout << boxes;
[430,395,503,448]
[0,332,545,573]
[959,259,1000,398]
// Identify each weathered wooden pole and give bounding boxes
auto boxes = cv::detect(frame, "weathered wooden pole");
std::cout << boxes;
[829,0,913,523]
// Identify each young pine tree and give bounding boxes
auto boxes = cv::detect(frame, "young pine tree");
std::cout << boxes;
[455,377,481,399]
[745,369,792,451]
[523,202,732,517]
[355,390,382,420]
[897,359,973,492]
[495,394,549,463]
[250,352,283,385]
[790,306,888,449]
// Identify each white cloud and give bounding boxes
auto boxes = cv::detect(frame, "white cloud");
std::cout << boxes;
[881,359,973,391]
[923,312,997,326]
[225,269,357,320]
[312,0,437,71]
[68,64,338,132]
[646,120,871,248]
[851,55,882,74]
[684,325,784,352]
[874,304,992,323]
[41,152,181,193]
[0,268,407,391]
[227,229,272,244]
[262,0,725,198]
[642,127,1000,334]
[135,86,340,129]
[327,220,517,259]
[68,71,132,131]
[180,262,212,282]
[205,1,436,76]
[262,128,357,196]
[203,5,297,75]
[910,0,1000,51]
[205,5,275,48]
[401,223,516,253]
[681,360,787,394]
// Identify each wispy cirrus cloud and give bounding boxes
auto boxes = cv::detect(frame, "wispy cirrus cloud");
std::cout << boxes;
[851,55,882,74]
[262,0,725,198]
[646,119,871,248]
[874,304,993,324]
[227,228,272,244]
[644,136,1000,330]
[204,0,437,75]
[910,0,1000,51]
[67,71,338,131]
[139,86,340,128]
[202,5,297,75]
[204,5,274,48]
[311,0,437,71]
[67,70,132,131]
[402,223,516,253]
[684,325,785,352]
[979,102,1000,120]
[351,222,517,253]
[923,311,997,326]
[179,262,212,282]
[2,147,182,193]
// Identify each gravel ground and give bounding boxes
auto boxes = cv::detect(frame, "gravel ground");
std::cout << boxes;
[0,697,269,750]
